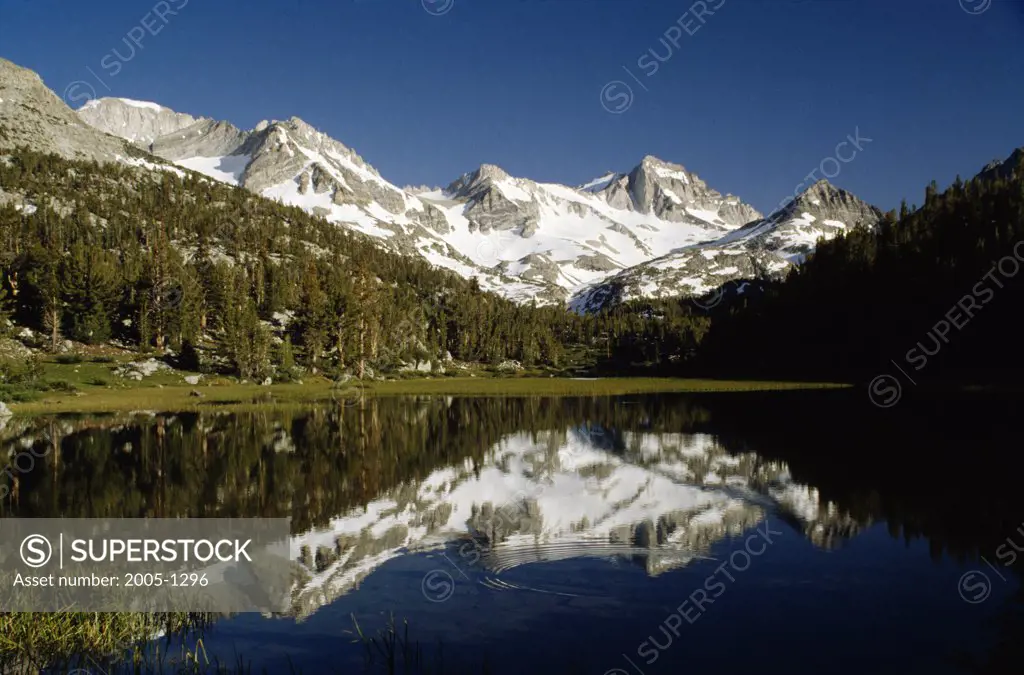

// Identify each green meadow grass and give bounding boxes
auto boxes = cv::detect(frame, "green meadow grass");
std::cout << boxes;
[5,359,850,415]
[0,612,222,674]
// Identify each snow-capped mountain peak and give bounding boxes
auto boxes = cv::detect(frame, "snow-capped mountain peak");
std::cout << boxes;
[445,163,524,201]
[570,179,883,312]
[578,171,619,193]
[43,73,877,309]
[80,97,168,112]
[580,154,762,230]
[77,96,204,146]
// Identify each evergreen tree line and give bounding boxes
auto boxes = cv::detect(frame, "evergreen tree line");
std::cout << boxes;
[690,152,1024,384]
[5,145,1018,383]
[0,148,717,376]
[0,149,708,376]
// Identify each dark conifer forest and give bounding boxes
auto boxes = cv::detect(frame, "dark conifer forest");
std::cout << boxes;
[0,145,1021,384]
[693,151,1024,385]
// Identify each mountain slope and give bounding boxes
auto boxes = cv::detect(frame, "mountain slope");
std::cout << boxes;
[76,97,769,305]
[570,180,884,311]
[78,97,202,146]
[0,57,880,311]
[0,140,595,374]
[0,59,134,164]
[693,146,1024,382]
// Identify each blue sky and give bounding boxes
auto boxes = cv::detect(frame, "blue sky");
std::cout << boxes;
[0,0,1021,213]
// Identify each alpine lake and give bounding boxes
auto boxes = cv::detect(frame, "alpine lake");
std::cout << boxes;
[2,389,1021,675]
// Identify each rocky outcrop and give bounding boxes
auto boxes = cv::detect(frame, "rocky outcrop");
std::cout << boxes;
[0,59,131,163]
[977,147,1024,183]
[463,186,540,234]
[446,164,540,234]
[413,202,452,235]
[572,179,883,311]
[592,155,762,228]
[574,253,620,273]
[153,119,249,160]
[77,97,203,147]
[737,179,884,257]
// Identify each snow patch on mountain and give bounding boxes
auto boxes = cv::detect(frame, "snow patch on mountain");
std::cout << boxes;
[68,95,883,310]
[571,180,884,311]
[75,98,775,305]
[176,154,250,186]
[579,172,618,192]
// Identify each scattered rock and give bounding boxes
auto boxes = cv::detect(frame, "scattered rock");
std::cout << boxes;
[113,358,170,380]
[399,360,439,374]
[184,375,202,385]
[496,359,523,373]
[0,337,32,360]
[189,389,204,398]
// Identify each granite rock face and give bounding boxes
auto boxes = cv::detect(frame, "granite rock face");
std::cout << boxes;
[571,180,884,311]
[77,97,202,147]
[152,119,249,160]
[0,59,131,163]
[606,155,763,227]
[449,166,542,235]
[50,76,887,310]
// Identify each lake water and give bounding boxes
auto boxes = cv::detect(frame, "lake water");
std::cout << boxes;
[4,391,1023,674]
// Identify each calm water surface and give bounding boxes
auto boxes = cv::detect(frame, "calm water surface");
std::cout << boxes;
[4,391,1022,674]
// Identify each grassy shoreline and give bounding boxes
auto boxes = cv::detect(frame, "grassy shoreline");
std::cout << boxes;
[7,374,851,415]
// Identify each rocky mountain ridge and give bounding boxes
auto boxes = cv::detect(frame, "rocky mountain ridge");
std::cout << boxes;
[78,96,203,146]
[0,59,133,164]
[570,179,885,311]
[0,57,885,309]
[78,95,777,305]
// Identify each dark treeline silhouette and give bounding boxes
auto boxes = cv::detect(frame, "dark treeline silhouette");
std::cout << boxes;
[691,152,1024,384]
[0,397,712,529]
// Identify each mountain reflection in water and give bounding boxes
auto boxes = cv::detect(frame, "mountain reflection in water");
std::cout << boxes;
[2,391,1022,674]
